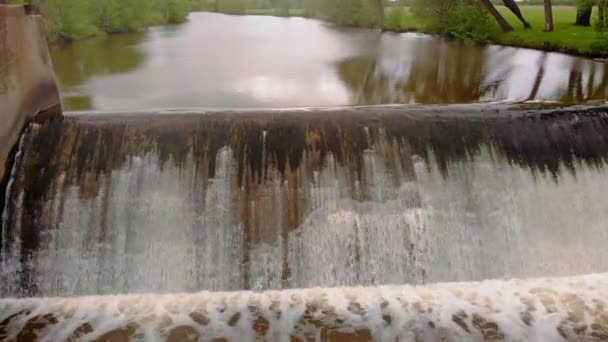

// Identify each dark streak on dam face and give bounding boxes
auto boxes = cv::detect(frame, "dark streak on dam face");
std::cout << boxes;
[3,104,608,297]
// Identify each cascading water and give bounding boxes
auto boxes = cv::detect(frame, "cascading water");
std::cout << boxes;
[1,104,608,340]
[2,105,608,298]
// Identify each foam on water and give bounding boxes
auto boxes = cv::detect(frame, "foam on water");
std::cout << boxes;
[0,274,607,341]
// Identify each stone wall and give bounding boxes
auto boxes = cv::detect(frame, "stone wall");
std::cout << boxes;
[0,5,61,181]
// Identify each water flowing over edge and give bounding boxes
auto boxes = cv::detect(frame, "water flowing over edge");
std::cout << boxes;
[3,104,608,297]
[0,273,607,341]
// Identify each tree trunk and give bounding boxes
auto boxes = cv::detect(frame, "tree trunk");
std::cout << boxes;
[214,0,219,12]
[479,0,514,32]
[502,0,532,29]
[544,0,554,32]
[375,0,384,29]
[576,6,592,26]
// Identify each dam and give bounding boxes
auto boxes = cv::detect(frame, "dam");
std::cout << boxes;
[1,3,608,341]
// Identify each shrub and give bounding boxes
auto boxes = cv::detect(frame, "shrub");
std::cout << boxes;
[411,0,497,41]
[386,7,407,29]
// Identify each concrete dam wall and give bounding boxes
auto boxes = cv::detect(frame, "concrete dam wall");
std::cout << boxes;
[3,105,608,299]
[0,4,61,182]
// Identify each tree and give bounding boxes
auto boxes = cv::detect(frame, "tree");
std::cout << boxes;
[374,0,384,28]
[28,0,189,42]
[275,0,290,16]
[544,0,553,32]
[479,0,513,32]
[412,0,497,40]
[575,0,594,26]
[317,0,377,28]
[501,0,531,29]
[600,0,608,28]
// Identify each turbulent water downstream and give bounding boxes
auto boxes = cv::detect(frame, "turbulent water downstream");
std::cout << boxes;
[2,104,608,298]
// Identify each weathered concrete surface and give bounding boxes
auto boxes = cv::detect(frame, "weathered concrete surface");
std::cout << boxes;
[0,5,61,181]
[0,273,606,341]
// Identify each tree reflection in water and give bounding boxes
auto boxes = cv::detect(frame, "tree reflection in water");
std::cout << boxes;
[338,33,608,105]
[50,32,147,110]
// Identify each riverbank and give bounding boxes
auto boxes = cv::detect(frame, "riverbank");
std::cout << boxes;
[240,6,608,59]
[386,6,608,58]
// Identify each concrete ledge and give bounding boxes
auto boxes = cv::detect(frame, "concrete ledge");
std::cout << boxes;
[0,5,61,181]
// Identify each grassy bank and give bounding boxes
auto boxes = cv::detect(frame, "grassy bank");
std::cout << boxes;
[385,6,608,58]
[495,6,606,56]
[233,5,608,58]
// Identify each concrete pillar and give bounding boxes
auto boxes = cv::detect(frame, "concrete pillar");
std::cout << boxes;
[0,4,61,181]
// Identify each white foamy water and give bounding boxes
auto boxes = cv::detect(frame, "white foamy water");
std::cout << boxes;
[0,274,606,341]
[2,139,608,297]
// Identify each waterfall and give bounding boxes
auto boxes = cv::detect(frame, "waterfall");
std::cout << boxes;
[2,106,608,299]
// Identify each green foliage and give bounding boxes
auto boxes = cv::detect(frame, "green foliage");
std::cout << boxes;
[448,2,497,40]
[217,0,246,14]
[317,0,378,27]
[302,0,319,17]
[274,0,291,16]
[188,0,217,11]
[35,0,98,41]
[160,0,191,23]
[411,0,496,40]
[386,7,407,29]
[23,0,190,42]
[577,0,595,10]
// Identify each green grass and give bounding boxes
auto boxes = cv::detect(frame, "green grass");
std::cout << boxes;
[385,6,607,57]
[234,5,606,56]
[495,6,604,55]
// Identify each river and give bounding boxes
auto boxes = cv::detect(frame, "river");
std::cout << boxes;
[51,12,608,111]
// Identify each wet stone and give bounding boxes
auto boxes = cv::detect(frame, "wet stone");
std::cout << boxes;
[320,328,372,342]
[573,324,588,337]
[591,322,608,340]
[67,322,94,341]
[520,311,534,327]
[471,313,504,340]
[189,312,210,326]
[227,312,241,327]
[253,316,270,336]
[167,325,199,342]
[16,313,58,341]
[452,311,470,333]
[0,311,28,340]
[347,302,365,316]
[530,288,558,313]
[95,323,139,342]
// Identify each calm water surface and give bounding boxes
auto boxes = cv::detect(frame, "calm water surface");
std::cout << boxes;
[51,12,608,111]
